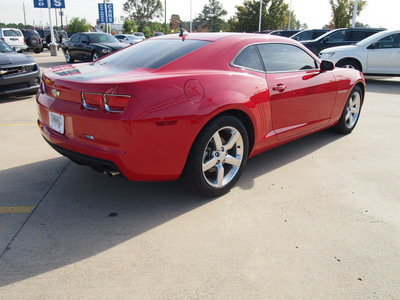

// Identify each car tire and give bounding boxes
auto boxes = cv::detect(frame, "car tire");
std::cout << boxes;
[34,48,41,54]
[185,115,249,197]
[336,59,362,72]
[92,51,100,61]
[332,85,363,134]
[65,50,74,63]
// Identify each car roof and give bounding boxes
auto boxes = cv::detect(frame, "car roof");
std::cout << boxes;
[153,32,291,43]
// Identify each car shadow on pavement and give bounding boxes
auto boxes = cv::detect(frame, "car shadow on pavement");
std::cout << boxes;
[0,129,343,287]
[238,129,342,190]
[365,77,400,95]
[0,94,35,103]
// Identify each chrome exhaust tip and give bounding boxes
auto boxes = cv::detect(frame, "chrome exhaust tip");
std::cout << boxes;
[103,170,120,177]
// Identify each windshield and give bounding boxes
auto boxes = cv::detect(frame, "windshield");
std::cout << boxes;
[95,39,211,70]
[0,40,13,52]
[88,34,120,43]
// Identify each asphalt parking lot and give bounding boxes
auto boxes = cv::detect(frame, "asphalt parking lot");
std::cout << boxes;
[1,49,400,299]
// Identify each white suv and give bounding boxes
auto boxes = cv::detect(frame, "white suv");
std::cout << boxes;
[0,28,27,52]
[319,29,400,76]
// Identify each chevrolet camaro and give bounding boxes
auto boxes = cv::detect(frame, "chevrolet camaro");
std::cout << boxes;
[37,32,365,196]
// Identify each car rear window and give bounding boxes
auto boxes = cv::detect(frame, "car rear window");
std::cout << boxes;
[96,39,211,70]
[4,30,22,37]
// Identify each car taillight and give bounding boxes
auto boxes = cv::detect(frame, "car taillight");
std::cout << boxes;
[104,95,130,113]
[82,92,102,110]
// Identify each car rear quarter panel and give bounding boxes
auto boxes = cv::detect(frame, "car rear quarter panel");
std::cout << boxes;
[117,68,273,176]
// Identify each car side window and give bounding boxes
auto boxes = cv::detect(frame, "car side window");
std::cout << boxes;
[79,34,88,43]
[376,34,399,48]
[257,43,318,72]
[233,45,264,71]
[327,30,346,42]
[70,34,80,43]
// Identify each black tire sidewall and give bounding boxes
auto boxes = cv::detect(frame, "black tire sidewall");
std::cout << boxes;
[186,115,249,197]
[333,85,363,134]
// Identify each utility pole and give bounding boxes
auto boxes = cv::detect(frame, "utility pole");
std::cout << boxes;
[288,0,292,29]
[55,8,58,29]
[190,0,192,32]
[164,0,166,34]
[351,0,359,28]
[23,2,27,26]
[258,0,262,32]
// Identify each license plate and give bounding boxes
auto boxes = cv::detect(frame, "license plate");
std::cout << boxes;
[49,111,64,135]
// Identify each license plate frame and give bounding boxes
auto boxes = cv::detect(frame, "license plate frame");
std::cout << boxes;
[49,111,64,135]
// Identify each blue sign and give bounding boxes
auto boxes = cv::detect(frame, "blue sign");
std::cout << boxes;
[106,3,114,23]
[33,0,65,8]
[98,3,106,23]
[51,0,65,8]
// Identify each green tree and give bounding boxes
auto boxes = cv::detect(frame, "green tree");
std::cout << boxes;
[170,14,181,32]
[123,19,137,33]
[196,0,227,32]
[329,0,367,28]
[123,0,163,31]
[228,0,292,32]
[67,17,91,33]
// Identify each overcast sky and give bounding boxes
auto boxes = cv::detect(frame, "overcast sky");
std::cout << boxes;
[0,0,397,30]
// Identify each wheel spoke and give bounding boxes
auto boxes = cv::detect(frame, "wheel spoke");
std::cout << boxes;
[216,164,224,187]
[203,157,217,172]
[224,131,239,151]
[212,131,223,150]
[225,154,241,167]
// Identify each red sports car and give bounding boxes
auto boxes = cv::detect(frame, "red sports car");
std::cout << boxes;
[37,32,365,196]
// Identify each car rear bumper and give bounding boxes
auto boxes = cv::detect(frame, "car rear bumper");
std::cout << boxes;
[36,92,188,182]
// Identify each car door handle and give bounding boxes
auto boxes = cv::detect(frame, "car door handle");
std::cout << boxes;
[273,84,287,92]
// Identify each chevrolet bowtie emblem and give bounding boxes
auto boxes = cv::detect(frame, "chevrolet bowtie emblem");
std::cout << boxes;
[51,89,60,97]
[0,70,7,75]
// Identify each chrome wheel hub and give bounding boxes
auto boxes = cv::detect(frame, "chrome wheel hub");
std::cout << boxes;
[202,126,244,189]
[345,91,361,129]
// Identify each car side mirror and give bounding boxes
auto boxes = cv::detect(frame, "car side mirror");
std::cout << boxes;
[320,60,335,72]
[322,37,330,43]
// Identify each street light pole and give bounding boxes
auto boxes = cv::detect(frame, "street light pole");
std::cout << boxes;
[351,0,359,28]
[258,0,262,32]
[288,0,292,29]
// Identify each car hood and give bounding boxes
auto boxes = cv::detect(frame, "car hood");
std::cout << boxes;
[0,52,36,66]
[320,45,359,53]
[91,42,129,50]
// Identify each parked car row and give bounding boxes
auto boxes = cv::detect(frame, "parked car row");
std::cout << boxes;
[267,27,398,75]
[320,29,400,75]
[60,32,130,63]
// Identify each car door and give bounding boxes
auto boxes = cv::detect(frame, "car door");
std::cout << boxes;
[258,43,337,140]
[366,33,400,74]
[67,34,81,59]
[77,34,91,60]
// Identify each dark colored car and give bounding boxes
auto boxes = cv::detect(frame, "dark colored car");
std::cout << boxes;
[0,40,40,95]
[37,33,365,196]
[301,27,385,55]
[291,29,331,41]
[61,32,129,63]
[21,29,43,53]
[36,29,59,49]
[269,30,300,37]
